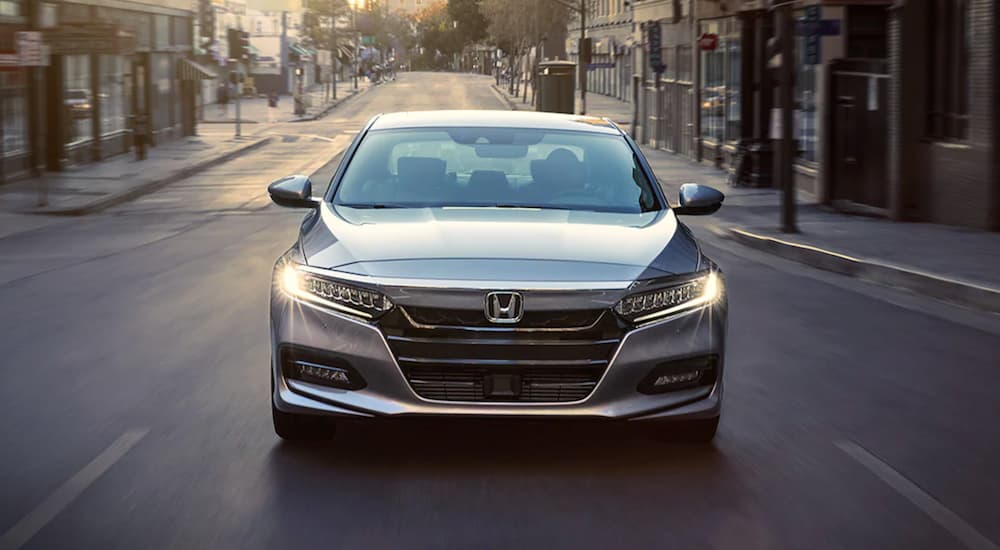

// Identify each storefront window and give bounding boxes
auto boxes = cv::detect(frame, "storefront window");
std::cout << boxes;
[700,18,741,143]
[700,21,723,142]
[100,55,127,134]
[0,0,22,16]
[726,29,741,142]
[1,72,27,157]
[63,55,93,147]
[795,20,818,162]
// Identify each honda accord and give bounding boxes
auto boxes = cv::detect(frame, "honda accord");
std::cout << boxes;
[268,110,727,442]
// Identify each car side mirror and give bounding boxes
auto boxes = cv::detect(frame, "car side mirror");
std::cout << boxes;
[673,183,724,215]
[268,175,320,208]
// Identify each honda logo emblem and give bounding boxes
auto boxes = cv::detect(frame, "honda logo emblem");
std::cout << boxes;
[484,292,524,324]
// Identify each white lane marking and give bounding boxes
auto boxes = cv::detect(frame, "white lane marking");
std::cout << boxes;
[0,428,149,550]
[836,440,1000,550]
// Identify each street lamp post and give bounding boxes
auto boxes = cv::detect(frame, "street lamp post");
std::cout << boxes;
[353,0,359,90]
[330,0,337,100]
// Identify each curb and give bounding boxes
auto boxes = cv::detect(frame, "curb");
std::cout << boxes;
[715,225,1000,314]
[490,84,521,111]
[292,84,372,122]
[34,136,273,217]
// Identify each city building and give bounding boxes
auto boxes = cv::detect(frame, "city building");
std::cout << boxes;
[567,0,635,103]
[611,0,997,230]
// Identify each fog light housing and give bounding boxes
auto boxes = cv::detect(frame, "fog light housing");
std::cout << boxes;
[280,345,366,390]
[638,355,718,394]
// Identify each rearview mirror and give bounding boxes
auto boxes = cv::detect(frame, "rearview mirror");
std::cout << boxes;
[673,183,724,215]
[268,175,319,208]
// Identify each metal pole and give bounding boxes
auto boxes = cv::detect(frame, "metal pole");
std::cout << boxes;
[235,79,241,137]
[331,0,337,100]
[631,73,640,140]
[778,3,797,233]
[353,2,358,90]
[579,0,586,115]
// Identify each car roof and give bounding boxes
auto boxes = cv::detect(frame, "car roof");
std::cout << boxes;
[369,110,622,135]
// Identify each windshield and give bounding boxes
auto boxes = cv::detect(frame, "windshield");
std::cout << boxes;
[332,127,661,213]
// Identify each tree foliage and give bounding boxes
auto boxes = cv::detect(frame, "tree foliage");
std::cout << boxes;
[414,0,462,67]
[300,0,349,51]
[446,0,487,47]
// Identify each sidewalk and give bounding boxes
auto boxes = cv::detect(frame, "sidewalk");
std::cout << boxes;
[0,133,271,217]
[202,80,372,125]
[493,83,1000,312]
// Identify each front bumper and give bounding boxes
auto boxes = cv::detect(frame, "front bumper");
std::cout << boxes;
[270,286,727,423]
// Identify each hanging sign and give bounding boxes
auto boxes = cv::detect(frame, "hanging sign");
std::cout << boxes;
[697,33,719,51]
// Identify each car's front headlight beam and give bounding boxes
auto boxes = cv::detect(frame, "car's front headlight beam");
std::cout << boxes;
[615,271,721,324]
[280,263,393,320]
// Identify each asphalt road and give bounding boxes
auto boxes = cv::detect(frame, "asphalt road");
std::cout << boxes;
[1,72,999,550]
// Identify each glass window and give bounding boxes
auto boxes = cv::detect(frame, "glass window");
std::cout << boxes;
[700,21,724,142]
[100,55,127,135]
[0,0,21,16]
[926,0,969,141]
[334,128,661,213]
[1,72,27,156]
[725,23,741,142]
[63,55,92,147]
[795,18,818,162]
[676,44,692,82]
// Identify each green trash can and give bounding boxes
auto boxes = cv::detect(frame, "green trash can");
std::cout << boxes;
[536,60,577,114]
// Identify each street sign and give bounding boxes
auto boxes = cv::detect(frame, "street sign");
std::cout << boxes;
[698,33,719,52]
[647,23,665,74]
[797,18,841,37]
[16,31,45,66]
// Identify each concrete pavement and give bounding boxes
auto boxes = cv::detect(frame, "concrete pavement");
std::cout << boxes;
[0,72,998,550]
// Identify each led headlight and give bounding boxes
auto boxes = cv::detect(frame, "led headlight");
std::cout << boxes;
[280,263,393,319]
[615,271,721,324]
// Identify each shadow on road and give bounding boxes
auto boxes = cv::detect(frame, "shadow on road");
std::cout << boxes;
[266,419,727,475]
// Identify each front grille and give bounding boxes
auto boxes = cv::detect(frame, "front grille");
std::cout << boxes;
[379,308,624,403]
[403,306,603,329]
[405,366,601,402]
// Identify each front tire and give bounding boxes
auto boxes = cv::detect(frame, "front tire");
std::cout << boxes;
[272,403,337,441]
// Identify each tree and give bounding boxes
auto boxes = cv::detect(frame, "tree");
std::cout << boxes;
[480,0,569,96]
[300,0,349,53]
[414,1,462,69]
[447,0,487,47]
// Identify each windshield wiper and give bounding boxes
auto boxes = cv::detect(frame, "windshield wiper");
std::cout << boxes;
[490,204,574,210]
[336,203,409,209]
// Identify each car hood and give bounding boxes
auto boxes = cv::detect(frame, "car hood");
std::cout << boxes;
[299,204,701,283]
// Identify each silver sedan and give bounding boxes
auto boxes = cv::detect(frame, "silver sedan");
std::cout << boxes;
[268,110,728,442]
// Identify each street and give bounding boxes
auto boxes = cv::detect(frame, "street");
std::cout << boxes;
[1,72,999,550]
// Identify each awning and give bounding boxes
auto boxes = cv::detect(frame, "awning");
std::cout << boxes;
[337,44,354,59]
[177,58,217,80]
[289,44,312,59]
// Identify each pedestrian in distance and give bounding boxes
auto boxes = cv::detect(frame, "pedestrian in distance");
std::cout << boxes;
[267,92,279,124]
[218,83,229,117]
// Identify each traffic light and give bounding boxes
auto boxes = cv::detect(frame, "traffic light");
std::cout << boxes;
[238,31,251,61]
[227,28,240,60]
[198,0,215,40]
[226,29,251,61]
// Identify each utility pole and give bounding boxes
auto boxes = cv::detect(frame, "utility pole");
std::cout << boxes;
[330,0,337,100]
[353,1,359,90]
[579,0,586,115]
